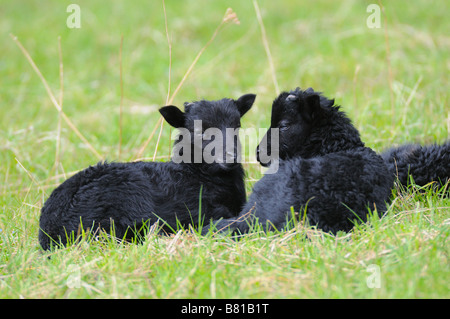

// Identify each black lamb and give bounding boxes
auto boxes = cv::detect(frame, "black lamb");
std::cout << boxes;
[205,88,393,234]
[39,94,256,250]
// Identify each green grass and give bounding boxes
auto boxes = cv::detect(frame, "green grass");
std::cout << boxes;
[1,0,449,298]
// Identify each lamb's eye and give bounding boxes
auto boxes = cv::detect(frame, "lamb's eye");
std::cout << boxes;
[279,122,290,131]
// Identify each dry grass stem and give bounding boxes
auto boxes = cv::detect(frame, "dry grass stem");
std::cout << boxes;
[378,0,395,127]
[163,0,173,159]
[135,8,240,160]
[10,34,103,160]
[15,157,47,196]
[118,35,124,160]
[253,0,280,95]
[53,36,64,176]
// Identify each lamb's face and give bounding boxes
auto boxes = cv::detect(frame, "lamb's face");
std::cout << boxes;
[159,94,256,168]
[257,89,320,166]
[184,99,243,167]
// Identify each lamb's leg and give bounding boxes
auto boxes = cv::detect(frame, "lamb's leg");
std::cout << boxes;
[201,217,250,235]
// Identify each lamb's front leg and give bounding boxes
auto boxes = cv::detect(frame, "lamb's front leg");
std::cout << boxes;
[201,215,251,235]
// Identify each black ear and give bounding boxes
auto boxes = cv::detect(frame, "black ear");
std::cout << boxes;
[159,105,185,128]
[235,94,256,117]
[301,94,321,123]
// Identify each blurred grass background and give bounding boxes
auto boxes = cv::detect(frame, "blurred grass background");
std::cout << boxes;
[0,0,449,298]
[2,1,448,179]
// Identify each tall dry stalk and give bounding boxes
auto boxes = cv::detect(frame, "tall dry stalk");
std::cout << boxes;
[53,36,64,177]
[378,0,395,127]
[118,35,124,160]
[134,7,241,161]
[253,0,279,95]
[11,34,103,160]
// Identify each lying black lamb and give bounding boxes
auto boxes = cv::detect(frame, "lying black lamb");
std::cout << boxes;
[39,94,256,250]
[205,87,394,234]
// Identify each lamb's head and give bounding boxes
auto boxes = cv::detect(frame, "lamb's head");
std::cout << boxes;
[257,87,363,166]
[159,94,256,171]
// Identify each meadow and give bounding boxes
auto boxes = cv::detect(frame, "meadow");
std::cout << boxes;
[0,0,449,298]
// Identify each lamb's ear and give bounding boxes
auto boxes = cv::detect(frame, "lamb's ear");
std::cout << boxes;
[301,94,321,123]
[235,94,256,117]
[159,105,185,128]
